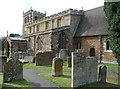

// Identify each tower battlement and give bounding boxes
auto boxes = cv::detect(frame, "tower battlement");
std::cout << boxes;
[23,8,84,26]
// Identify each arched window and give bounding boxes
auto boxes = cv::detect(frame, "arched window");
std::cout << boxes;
[59,32,66,49]
[90,48,95,56]
[36,37,42,50]
[29,38,32,49]
[76,42,81,49]
[35,16,38,20]
[106,40,110,50]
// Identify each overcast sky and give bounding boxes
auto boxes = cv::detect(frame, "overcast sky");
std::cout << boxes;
[0,0,104,37]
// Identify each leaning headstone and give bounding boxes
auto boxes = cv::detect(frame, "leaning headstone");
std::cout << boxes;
[3,59,23,82]
[71,50,98,88]
[98,65,107,83]
[52,57,63,77]
[0,55,7,73]
[59,49,68,61]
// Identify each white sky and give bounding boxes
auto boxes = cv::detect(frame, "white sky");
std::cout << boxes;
[0,0,104,37]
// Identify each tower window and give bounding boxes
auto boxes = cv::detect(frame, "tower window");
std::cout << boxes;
[52,19,54,28]
[45,21,49,29]
[25,18,27,23]
[34,16,38,20]
[29,27,32,33]
[57,18,61,27]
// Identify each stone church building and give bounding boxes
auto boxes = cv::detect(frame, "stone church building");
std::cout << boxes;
[22,6,116,62]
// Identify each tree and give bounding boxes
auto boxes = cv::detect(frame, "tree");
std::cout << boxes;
[9,33,21,37]
[104,2,120,85]
[104,2,120,65]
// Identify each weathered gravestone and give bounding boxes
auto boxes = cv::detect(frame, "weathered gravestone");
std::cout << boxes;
[67,56,71,67]
[86,57,98,83]
[98,65,107,83]
[36,51,55,66]
[71,50,98,88]
[52,57,63,76]
[27,49,34,56]
[0,55,7,73]
[3,59,23,82]
[59,49,68,61]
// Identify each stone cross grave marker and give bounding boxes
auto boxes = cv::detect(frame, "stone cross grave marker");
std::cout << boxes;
[52,57,63,77]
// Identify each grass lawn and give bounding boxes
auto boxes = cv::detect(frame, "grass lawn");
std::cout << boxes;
[40,73,71,88]
[99,63,118,70]
[39,63,119,88]
[2,79,34,89]
[0,73,3,88]
[24,62,119,88]
[23,61,71,72]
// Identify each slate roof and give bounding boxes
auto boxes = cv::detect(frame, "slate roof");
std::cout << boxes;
[75,6,108,37]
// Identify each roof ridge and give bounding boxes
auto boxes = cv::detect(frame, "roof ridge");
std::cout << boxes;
[85,6,103,12]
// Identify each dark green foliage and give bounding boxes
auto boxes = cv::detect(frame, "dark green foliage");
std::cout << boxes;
[104,2,120,64]
[9,33,21,37]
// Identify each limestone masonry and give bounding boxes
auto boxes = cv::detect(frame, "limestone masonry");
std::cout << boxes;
[22,6,116,62]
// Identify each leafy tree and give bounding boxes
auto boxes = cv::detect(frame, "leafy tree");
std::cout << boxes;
[104,1,120,85]
[9,33,21,37]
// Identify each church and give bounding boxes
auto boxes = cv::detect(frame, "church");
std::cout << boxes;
[22,6,116,62]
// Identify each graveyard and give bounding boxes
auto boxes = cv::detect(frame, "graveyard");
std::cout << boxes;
[24,61,119,88]
[0,3,120,88]
[0,46,119,89]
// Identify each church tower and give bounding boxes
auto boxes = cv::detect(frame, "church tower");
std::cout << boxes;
[22,8,46,36]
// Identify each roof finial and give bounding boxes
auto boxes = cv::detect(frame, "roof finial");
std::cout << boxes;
[30,6,32,10]
[81,7,83,10]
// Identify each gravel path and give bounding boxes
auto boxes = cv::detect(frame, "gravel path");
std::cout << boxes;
[23,69,60,89]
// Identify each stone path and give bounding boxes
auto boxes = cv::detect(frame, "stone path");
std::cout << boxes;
[23,69,60,89]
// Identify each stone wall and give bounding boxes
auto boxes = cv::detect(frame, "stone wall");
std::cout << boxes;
[74,36,116,62]
[52,29,71,54]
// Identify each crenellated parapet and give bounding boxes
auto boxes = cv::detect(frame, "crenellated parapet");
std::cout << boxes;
[23,8,84,26]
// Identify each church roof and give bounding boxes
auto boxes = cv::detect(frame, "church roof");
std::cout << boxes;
[75,6,108,37]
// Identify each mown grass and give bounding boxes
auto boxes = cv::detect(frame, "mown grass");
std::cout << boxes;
[99,63,118,70]
[23,62,71,72]
[24,62,119,88]
[0,73,3,88]
[40,73,71,88]
[2,79,34,89]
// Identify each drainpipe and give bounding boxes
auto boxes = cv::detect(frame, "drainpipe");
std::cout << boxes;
[99,35,102,63]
